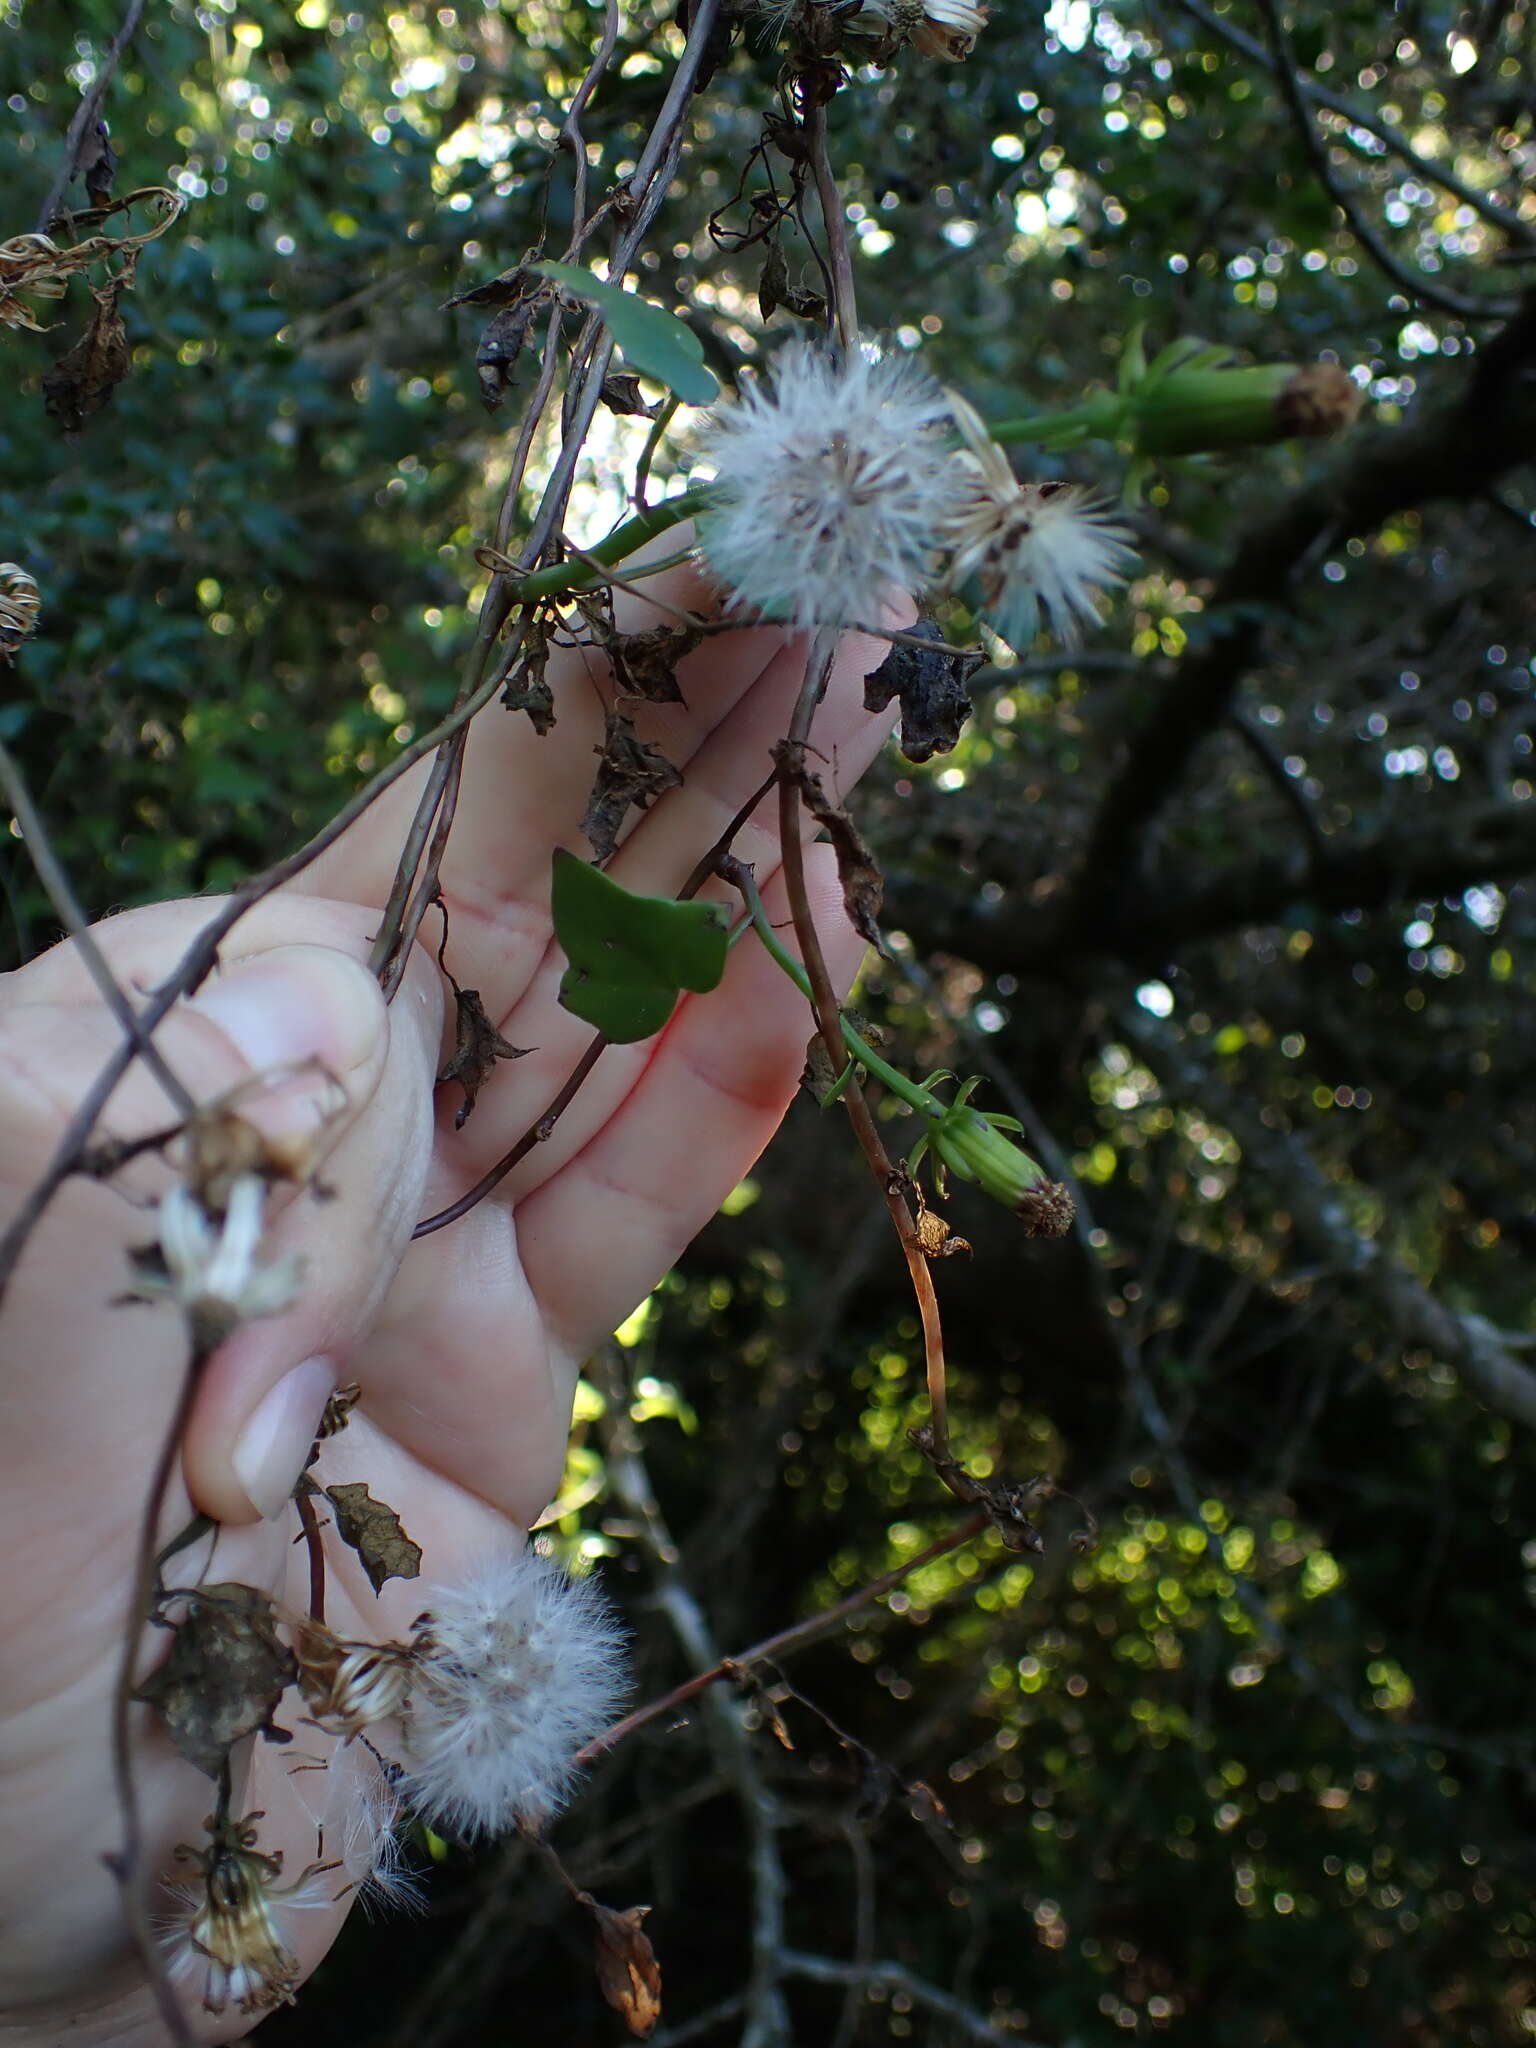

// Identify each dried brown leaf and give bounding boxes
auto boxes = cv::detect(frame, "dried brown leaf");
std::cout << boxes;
[915,1206,971,1259]
[863,617,981,764]
[608,622,702,705]
[589,1901,663,2037]
[324,1482,423,1592]
[475,297,538,411]
[600,371,660,419]
[77,121,118,209]
[439,986,530,1130]
[444,264,532,311]
[43,275,131,434]
[136,1584,296,1779]
[581,710,682,861]
[778,742,883,949]
[501,626,555,734]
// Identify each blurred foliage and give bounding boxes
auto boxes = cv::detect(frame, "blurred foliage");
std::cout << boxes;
[3,0,1536,2043]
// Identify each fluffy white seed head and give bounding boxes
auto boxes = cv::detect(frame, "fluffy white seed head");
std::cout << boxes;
[850,0,989,59]
[160,1811,328,2016]
[695,343,963,631]
[943,390,1137,648]
[398,1546,628,1840]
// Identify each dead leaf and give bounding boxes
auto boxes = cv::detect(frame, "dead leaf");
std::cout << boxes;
[438,986,530,1129]
[136,1584,295,1779]
[758,240,788,322]
[581,710,682,861]
[863,617,981,764]
[43,274,131,433]
[777,742,883,949]
[501,625,555,734]
[77,121,118,209]
[608,621,702,705]
[600,372,659,419]
[324,1482,423,1592]
[915,1205,971,1259]
[589,1901,663,2038]
[475,297,538,411]
[444,264,532,311]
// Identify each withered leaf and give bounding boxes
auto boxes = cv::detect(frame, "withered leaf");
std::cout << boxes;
[324,1482,423,1592]
[779,743,883,950]
[758,239,788,323]
[581,710,682,861]
[475,298,538,412]
[862,617,981,764]
[77,121,118,209]
[502,626,555,734]
[589,1901,663,2038]
[444,263,531,311]
[43,276,131,434]
[608,621,702,705]
[136,1583,295,1779]
[438,986,530,1130]
[784,283,828,322]
[600,371,659,419]
[915,1206,972,1259]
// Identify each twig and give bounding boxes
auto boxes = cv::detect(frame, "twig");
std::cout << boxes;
[779,1950,1029,2045]
[33,0,147,233]
[573,1509,988,1765]
[1164,0,1533,244]
[804,100,857,352]
[296,1484,327,1625]
[1254,0,1514,322]
[0,736,194,1118]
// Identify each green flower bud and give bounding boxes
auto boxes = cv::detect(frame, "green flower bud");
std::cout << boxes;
[928,1106,1076,1237]
[1129,344,1362,458]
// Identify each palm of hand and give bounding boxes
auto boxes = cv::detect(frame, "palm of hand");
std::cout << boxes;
[0,562,898,2042]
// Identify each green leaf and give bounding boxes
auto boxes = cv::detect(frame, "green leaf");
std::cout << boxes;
[552,848,730,1043]
[533,262,717,406]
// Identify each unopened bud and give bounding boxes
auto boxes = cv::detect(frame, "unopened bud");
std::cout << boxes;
[1131,350,1362,457]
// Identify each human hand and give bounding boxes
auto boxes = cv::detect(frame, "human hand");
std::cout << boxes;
[0,554,906,2044]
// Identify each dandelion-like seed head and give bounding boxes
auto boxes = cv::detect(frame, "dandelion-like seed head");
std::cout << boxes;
[695,344,963,632]
[153,1173,303,1348]
[163,1811,320,2016]
[942,391,1137,649]
[398,1546,628,1839]
[849,0,988,59]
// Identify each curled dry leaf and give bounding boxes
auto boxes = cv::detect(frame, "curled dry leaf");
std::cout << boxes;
[323,1482,424,1593]
[136,1584,296,1779]
[474,296,539,411]
[76,120,118,209]
[915,1204,971,1259]
[607,621,702,705]
[581,709,683,861]
[438,986,530,1129]
[776,740,883,950]
[600,371,659,419]
[501,621,556,734]
[43,275,131,434]
[862,616,981,764]
[589,1900,663,2038]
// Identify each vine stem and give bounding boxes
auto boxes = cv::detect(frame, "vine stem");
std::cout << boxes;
[773,632,951,1453]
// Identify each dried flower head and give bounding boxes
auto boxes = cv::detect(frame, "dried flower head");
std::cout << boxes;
[399,1546,628,1839]
[147,1173,303,1349]
[850,0,988,59]
[695,343,963,631]
[163,1810,324,2016]
[943,391,1136,648]
[293,1621,416,1741]
[0,564,40,658]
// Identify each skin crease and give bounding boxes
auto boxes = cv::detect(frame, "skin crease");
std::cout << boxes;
[0,549,911,2046]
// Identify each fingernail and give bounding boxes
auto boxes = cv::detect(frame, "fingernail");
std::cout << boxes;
[231,1356,337,1519]
[195,948,384,1079]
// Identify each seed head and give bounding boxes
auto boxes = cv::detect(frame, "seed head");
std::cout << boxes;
[943,391,1136,648]
[695,343,963,631]
[151,1173,303,1349]
[398,1546,628,1839]
[163,1811,322,2016]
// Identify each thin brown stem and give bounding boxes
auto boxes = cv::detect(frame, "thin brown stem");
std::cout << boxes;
[573,1509,989,1765]
[805,99,858,352]
[33,0,147,233]
[296,1485,328,1626]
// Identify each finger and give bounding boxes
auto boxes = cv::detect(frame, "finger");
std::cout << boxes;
[424,607,906,1201]
[292,541,790,952]
[517,843,867,1362]
[0,899,442,1535]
